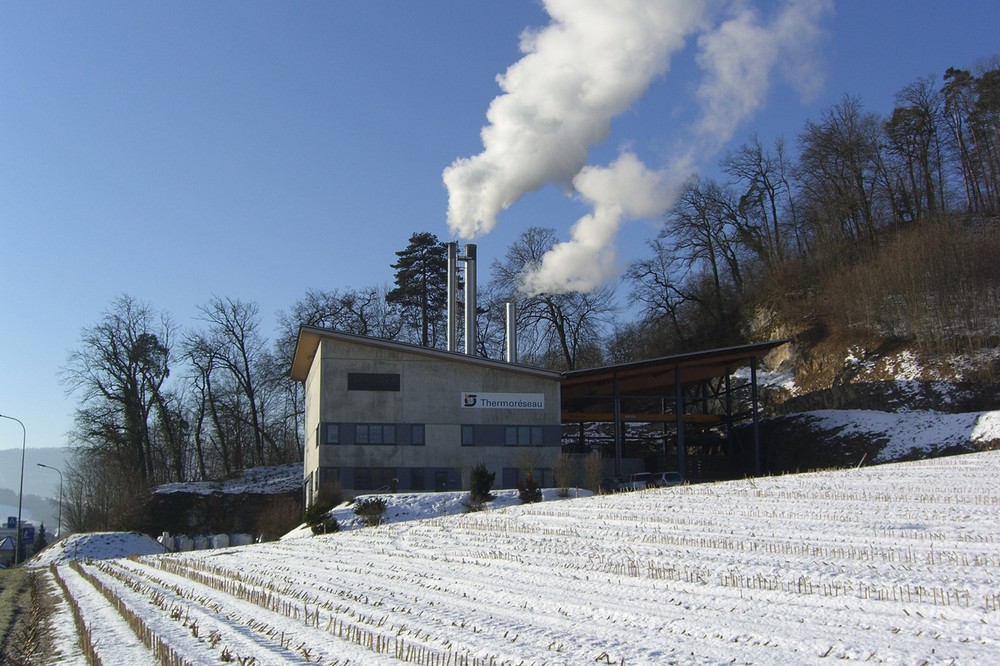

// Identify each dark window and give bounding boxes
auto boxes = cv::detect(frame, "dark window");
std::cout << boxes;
[326,424,340,444]
[461,424,475,446]
[411,424,425,446]
[410,468,425,491]
[353,467,397,490]
[505,425,544,446]
[347,373,400,391]
[355,424,397,445]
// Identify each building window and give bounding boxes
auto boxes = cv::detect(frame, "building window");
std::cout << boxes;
[411,468,425,491]
[411,424,425,446]
[355,424,397,445]
[505,425,544,446]
[353,467,397,491]
[461,424,475,446]
[326,424,340,444]
[347,373,400,391]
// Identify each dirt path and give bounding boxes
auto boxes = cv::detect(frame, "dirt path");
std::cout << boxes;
[1,568,62,666]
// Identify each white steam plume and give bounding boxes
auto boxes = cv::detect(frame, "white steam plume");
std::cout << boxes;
[446,0,830,295]
[694,0,831,147]
[443,0,708,239]
[519,152,689,295]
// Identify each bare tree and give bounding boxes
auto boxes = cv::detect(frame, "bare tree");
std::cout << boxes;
[62,295,176,485]
[192,297,286,470]
[797,95,890,245]
[490,227,615,370]
[885,76,948,222]
[722,135,796,266]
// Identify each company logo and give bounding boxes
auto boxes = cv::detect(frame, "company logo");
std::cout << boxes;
[460,392,544,409]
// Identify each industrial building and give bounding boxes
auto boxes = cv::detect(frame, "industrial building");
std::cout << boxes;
[291,326,563,504]
[291,243,786,505]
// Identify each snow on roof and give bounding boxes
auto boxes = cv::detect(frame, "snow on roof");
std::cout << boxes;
[154,463,303,496]
[27,531,166,567]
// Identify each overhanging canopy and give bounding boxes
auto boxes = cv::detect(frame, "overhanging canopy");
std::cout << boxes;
[561,339,789,414]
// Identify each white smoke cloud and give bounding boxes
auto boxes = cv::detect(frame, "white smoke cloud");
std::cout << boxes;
[443,0,709,239]
[446,0,831,295]
[694,0,831,148]
[519,152,689,295]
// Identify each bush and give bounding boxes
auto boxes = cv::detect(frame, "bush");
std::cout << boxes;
[552,455,574,497]
[354,497,387,527]
[469,463,495,503]
[258,497,306,541]
[303,501,339,536]
[583,452,604,494]
[517,471,542,504]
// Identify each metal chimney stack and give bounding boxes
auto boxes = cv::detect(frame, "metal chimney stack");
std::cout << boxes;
[446,242,459,352]
[505,301,517,363]
[463,244,477,356]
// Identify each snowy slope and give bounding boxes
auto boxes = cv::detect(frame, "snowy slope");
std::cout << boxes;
[45,451,1000,665]
[30,532,166,567]
[793,409,1000,461]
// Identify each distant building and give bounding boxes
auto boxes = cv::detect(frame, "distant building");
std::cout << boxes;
[291,327,563,505]
[0,536,14,567]
[0,517,38,564]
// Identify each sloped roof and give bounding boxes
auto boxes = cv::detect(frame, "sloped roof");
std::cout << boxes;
[561,339,789,406]
[289,326,563,383]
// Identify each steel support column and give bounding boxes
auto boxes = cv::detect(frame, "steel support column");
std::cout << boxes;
[751,356,761,475]
[675,365,686,479]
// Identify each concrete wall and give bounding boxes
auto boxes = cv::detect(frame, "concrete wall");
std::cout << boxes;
[303,335,562,502]
[302,347,323,502]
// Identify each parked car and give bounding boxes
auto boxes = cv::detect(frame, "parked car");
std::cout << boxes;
[652,471,684,487]
[626,472,653,490]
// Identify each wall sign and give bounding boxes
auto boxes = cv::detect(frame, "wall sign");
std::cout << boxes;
[461,392,545,409]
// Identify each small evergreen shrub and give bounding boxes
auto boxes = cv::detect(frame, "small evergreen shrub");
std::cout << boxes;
[469,463,495,503]
[303,502,339,535]
[517,471,542,504]
[354,496,388,527]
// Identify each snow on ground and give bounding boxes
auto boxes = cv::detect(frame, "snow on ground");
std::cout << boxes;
[42,451,1000,665]
[284,487,593,538]
[28,531,166,568]
[798,409,1000,461]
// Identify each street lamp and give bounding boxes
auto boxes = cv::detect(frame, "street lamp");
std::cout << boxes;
[0,414,26,566]
[37,463,63,539]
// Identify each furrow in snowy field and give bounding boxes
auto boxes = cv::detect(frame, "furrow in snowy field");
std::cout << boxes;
[52,565,158,666]
[83,558,382,664]
[45,451,1000,664]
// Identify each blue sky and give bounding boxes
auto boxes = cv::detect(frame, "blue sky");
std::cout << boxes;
[2,1,998,452]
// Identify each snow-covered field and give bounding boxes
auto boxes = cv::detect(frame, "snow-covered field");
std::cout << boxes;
[40,451,1000,665]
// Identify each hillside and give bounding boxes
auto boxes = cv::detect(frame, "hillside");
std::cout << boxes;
[32,450,1000,664]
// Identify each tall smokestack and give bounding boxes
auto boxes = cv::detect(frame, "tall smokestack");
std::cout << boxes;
[446,242,458,352]
[505,301,517,364]
[464,244,477,356]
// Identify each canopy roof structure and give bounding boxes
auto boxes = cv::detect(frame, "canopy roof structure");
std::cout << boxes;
[561,339,788,417]
[560,339,790,479]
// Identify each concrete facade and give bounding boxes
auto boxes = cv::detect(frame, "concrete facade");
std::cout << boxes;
[292,327,562,505]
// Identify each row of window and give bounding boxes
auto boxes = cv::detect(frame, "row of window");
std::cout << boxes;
[325,423,424,446]
[322,423,558,447]
[318,466,554,492]
[320,466,461,492]
[462,425,546,447]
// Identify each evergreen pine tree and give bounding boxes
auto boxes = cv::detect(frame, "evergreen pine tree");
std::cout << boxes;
[386,232,449,347]
[33,523,48,555]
